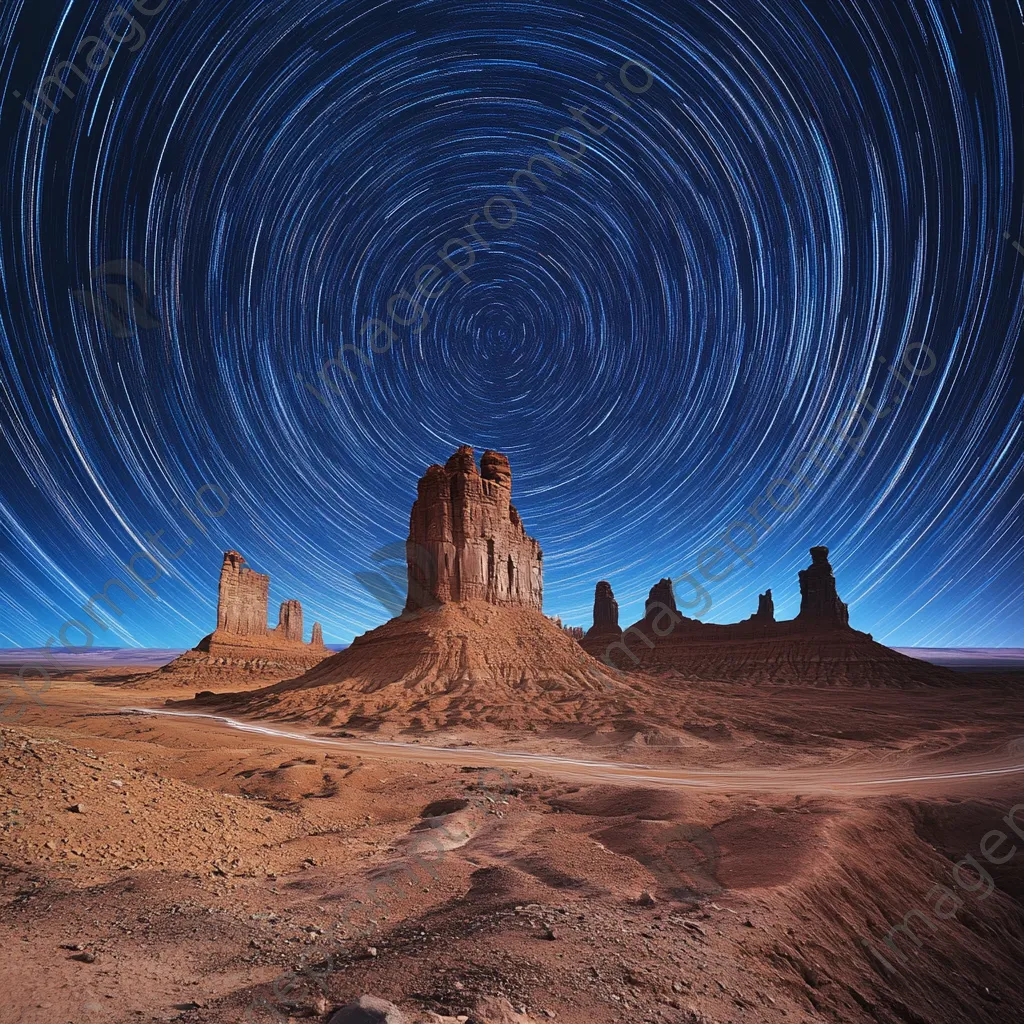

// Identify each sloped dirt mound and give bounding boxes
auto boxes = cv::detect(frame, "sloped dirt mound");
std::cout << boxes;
[207,603,649,732]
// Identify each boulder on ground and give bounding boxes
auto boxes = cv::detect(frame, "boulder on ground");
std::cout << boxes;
[329,995,406,1024]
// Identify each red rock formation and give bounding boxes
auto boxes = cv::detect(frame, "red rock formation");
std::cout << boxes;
[274,599,303,642]
[645,579,677,618]
[404,446,543,613]
[549,614,585,640]
[216,551,269,636]
[796,547,850,628]
[754,589,775,622]
[599,547,953,686]
[216,451,625,717]
[127,551,328,690]
[593,581,619,631]
[220,600,625,726]
[581,580,624,657]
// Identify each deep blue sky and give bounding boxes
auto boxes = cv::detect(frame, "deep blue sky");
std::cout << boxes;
[1,0,1022,650]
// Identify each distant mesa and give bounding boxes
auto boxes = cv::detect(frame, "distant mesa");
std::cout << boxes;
[126,550,328,690]
[204,550,325,652]
[548,614,585,640]
[582,547,958,688]
[211,446,622,728]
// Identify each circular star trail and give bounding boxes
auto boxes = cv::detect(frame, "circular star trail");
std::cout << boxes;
[0,0,1022,649]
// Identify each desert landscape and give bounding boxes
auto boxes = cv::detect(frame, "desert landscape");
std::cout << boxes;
[4,0,1022,1019]
[2,447,1023,1024]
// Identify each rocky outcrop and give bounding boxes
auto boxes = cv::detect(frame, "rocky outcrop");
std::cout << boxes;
[217,551,269,636]
[126,551,329,690]
[274,599,303,642]
[548,615,585,640]
[796,547,850,628]
[404,446,543,613]
[328,995,405,1024]
[755,590,775,621]
[592,581,619,631]
[645,578,677,618]
[581,580,623,657]
[602,547,952,686]
[218,450,624,720]
[217,600,625,726]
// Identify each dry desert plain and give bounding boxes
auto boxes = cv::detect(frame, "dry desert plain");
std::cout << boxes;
[3,659,1024,1024]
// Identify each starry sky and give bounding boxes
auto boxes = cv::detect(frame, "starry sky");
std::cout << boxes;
[0,0,1022,651]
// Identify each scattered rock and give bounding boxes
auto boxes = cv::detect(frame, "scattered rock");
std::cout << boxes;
[328,995,406,1024]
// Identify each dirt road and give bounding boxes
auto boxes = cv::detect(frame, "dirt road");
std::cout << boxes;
[122,705,1024,795]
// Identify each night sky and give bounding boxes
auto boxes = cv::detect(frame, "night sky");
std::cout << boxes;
[0,0,1022,651]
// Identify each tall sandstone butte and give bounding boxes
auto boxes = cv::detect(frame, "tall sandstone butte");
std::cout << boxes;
[217,551,269,636]
[754,589,775,622]
[405,446,543,612]
[645,578,678,617]
[223,448,623,719]
[214,552,323,644]
[275,599,304,642]
[581,580,623,656]
[592,581,619,631]
[128,550,327,689]
[796,546,850,628]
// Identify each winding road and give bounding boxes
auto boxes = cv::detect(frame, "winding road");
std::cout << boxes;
[121,706,1024,795]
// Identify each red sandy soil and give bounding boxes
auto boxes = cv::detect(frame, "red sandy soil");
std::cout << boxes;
[3,671,1024,1024]
[123,632,330,692]
[208,603,627,733]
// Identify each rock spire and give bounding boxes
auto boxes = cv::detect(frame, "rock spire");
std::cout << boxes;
[217,551,269,636]
[592,581,619,631]
[275,599,303,642]
[797,546,850,627]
